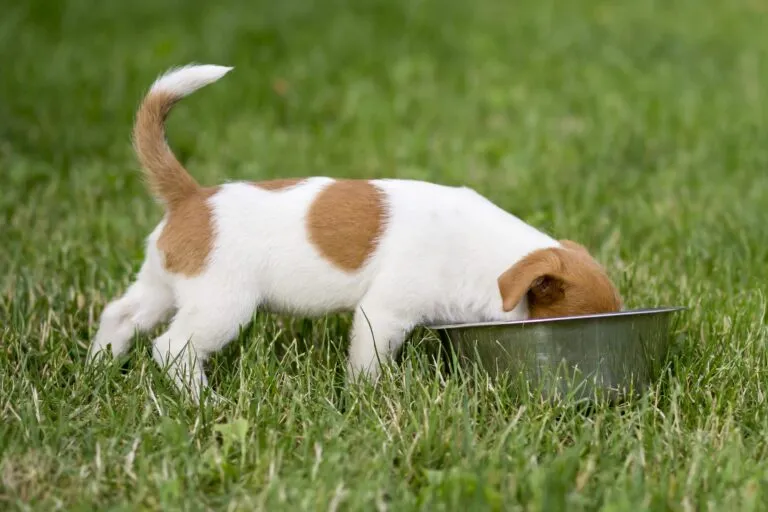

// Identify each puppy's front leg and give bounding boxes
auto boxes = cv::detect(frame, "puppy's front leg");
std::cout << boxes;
[346,304,413,384]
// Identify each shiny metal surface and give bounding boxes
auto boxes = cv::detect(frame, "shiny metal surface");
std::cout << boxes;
[429,307,686,402]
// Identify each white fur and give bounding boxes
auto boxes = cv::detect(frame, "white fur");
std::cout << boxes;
[149,64,233,98]
[87,63,565,402]
[88,177,561,401]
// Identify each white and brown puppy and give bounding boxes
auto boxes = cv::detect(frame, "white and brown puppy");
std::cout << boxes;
[87,64,622,401]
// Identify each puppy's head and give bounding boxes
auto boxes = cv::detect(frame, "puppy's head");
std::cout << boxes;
[497,240,622,319]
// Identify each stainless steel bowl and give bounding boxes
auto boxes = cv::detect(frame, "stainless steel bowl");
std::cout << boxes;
[428,307,686,402]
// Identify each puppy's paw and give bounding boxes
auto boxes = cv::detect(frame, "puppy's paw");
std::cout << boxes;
[203,389,231,407]
[85,342,113,365]
[345,361,383,389]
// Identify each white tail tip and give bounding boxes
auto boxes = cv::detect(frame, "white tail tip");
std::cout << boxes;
[149,64,234,98]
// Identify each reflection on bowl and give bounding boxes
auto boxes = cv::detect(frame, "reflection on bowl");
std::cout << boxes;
[428,307,686,402]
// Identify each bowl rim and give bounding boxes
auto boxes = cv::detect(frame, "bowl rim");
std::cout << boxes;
[426,306,687,330]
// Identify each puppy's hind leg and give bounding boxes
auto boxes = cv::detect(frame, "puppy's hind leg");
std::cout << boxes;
[88,253,175,363]
[151,285,259,403]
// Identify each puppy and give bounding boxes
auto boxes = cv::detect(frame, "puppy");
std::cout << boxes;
[87,64,622,401]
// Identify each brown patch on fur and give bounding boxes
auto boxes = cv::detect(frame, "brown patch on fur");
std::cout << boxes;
[253,178,305,191]
[133,91,200,207]
[497,239,622,319]
[157,187,218,276]
[306,180,387,272]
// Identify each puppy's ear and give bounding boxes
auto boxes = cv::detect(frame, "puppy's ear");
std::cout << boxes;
[558,239,590,254]
[497,248,565,312]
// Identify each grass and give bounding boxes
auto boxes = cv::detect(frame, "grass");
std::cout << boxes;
[2,0,768,509]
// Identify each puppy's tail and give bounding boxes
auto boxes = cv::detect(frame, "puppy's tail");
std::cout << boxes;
[133,64,233,207]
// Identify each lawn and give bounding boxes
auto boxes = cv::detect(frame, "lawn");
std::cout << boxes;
[2,0,768,509]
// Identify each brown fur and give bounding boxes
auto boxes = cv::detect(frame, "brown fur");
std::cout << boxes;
[306,180,388,272]
[133,91,201,207]
[134,88,218,275]
[157,187,218,276]
[497,240,622,319]
[253,178,305,191]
